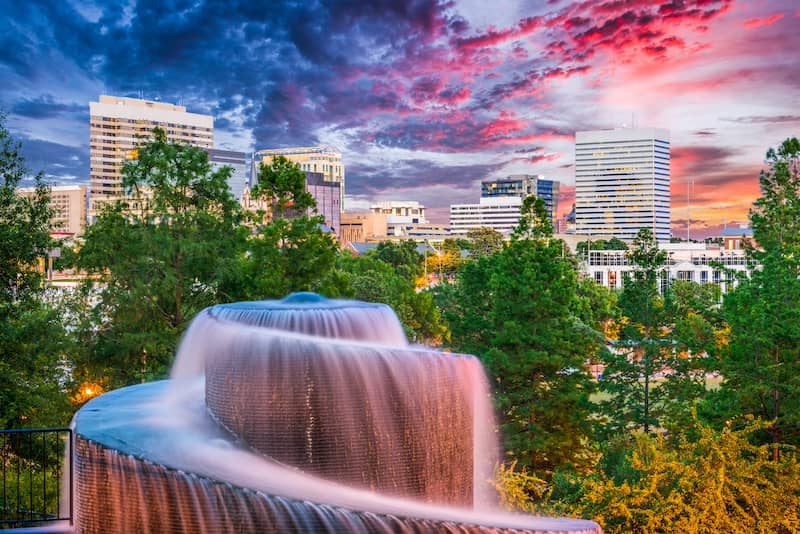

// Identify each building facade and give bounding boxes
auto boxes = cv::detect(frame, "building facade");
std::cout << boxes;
[89,95,214,217]
[306,172,341,232]
[339,212,388,247]
[585,242,750,294]
[369,201,428,237]
[205,149,247,200]
[481,174,539,198]
[17,184,87,236]
[449,195,523,235]
[536,178,560,227]
[575,128,670,241]
[481,174,559,227]
[252,146,344,208]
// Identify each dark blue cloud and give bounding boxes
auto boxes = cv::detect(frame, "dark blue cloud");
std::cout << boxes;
[17,137,89,185]
[347,159,505,196]
[11,95,86,120]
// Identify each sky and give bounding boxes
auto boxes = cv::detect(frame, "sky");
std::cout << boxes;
[1,0,798,238]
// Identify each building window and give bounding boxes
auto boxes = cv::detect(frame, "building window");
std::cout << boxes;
[593,271,603,285]
[608,271,617,288]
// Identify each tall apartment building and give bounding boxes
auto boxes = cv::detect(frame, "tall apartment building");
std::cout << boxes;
[449,195,523,235]
[369,201,427,237]
[205,148,247,200]
[481,174,560,226]
[16,184,87,236]
[89,95,213,216]
[252,146,344,209]
[575,128,670,241]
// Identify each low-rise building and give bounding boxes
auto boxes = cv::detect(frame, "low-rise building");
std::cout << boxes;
[449,195,522,235]
[585,242,751,294]
[17,184,87,236]
[369,201,428,237]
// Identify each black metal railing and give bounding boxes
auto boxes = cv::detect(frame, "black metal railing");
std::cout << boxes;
[0,428,72,529]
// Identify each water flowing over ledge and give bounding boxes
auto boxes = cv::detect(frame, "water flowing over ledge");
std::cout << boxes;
[71,293,602,533]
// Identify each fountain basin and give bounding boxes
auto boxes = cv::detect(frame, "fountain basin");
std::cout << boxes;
[73,381,601,534]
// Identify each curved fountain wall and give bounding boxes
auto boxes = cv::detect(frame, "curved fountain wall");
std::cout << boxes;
[72,293,602,534]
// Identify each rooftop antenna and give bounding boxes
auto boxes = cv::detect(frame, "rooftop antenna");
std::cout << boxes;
[687,178,694,241]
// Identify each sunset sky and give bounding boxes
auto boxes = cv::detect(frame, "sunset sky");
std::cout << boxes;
[2,0,798,238]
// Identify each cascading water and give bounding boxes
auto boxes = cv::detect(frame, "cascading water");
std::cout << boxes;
[71,293,601,533]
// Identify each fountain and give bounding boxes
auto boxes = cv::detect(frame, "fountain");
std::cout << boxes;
[71,293,601,533]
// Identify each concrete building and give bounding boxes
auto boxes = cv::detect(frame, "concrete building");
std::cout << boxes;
[89,95,214,217]
[536,178,560,227]
[575,128,670,241]
[449,195,523,235]
[252,146,344,208]
[306,172,341,233]
[205,149,247,200]
[585,242,750,294]
[339,212,388,247]
[369,201,428,237]
[481,174,560,227]
[16,184,87,236]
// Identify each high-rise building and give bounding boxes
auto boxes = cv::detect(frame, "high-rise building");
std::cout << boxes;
[481,174,560,227]
[449,195,523,235]
[536,179,560,227]
[205,149,247,200]
[89,95,213,216]
[574,127,670,241]
[16,184,87,236]
[252,146,344,209]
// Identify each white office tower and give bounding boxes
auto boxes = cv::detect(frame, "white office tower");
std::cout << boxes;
[449,195,523,235]
[575,128,670,241]
[89,95,214,217]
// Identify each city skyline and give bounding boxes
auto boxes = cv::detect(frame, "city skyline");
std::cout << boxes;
[1,0,798,238]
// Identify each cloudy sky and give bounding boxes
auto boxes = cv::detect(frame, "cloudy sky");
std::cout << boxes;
[2,0,798,237]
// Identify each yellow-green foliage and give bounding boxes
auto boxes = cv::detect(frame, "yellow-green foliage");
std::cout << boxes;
[497,421,800,534]
[493,461,548,513]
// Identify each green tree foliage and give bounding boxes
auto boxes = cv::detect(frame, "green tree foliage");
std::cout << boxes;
[599,229,708,436]
[0,116,71,427]
[334,251,448,344]
[230,154,339,300]
[442,206,604,475]
[576,237,629,256]
[599,229,670,434]
[77,129,245,387]
[547,422,800,534]
[251,154,315,216]
[367,240,423,280]
[466,227,504,258]
[717,138,800,455]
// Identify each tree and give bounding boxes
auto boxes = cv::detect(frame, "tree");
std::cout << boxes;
[334,251,448,344]
[232,155,340,301]
[442,205,604,474]
[717,138,800,457]
[77,129,245,387]
[466,227,504,258]
[544,422,800,534]
[368,240,423,281]
[600,230,721,437]
[251,154,315,216]
[599,229,671,435]
[0,115,71,427]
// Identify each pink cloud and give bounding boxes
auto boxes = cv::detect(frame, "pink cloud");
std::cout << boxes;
[742,13,785,28]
